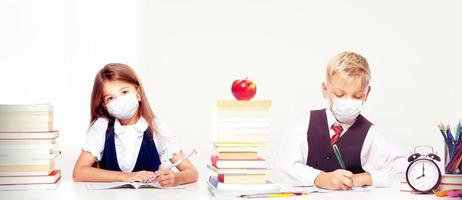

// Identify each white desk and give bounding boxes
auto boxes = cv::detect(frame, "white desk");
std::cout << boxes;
[0,180,453,200]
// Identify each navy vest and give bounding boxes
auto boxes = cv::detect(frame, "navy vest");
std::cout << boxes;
[98,120,161,172]
[306,109,372,174]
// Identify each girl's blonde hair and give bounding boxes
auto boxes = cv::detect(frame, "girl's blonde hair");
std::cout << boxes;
[326,51,371,87]
[90,63,158,133]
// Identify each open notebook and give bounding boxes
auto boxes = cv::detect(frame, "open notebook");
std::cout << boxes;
[86,182,185,190]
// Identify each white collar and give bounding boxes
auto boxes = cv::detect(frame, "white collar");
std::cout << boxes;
[114,117,148,136]
[325,108,353,131]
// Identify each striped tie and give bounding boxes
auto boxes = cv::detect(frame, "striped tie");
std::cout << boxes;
[330,123,344,145]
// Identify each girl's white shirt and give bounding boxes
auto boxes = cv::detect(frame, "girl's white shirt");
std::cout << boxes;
[83,117,180,172]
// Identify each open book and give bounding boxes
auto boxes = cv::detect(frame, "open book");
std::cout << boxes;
[86,182,185,190]
[291,185,370,193]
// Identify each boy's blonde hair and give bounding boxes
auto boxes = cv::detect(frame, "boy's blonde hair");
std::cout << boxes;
[326,51,371,86]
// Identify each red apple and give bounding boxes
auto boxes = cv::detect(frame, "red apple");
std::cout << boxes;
[231,78,256,101]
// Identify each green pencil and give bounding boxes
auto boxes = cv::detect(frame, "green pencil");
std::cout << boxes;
[333,144,346,169]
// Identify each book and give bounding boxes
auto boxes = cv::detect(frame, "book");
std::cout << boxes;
[0,138,57,149]
[0,143,57,151]
[207,176,279,195]
[86,182,185,190]
[217,174,267,184]
[0,130,58,139]
[400,180,462,192]
[0,124,53,132]
[213,110,271,118]
[0,104,53,132]
[0,170,60,185]
[211,134,271,143]
[213,117,272,123]
[0,153,58,161]
[438,183,462,191]
[0,157,57,166]
[441,174,462,184]
[215,100,272,109]
[0,104,53,112]
[399,181,412,192]
[211,155,266,169]
[212,121,271,128]
[218,152,258,160]
[0,148,58,157]
[212,127,271,134]
[0,161,55,176]
[214,141,266,147]
[215,146,262,153]
[0,176,61,191]
[207,164,269,175]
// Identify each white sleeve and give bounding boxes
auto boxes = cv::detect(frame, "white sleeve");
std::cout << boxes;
[361,125,408,187]
[278,111,323,186]
[152,118,181,164]
[82,118,109,161]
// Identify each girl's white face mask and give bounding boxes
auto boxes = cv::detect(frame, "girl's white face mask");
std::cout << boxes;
[330,98,363,124]
[106,93,139,120]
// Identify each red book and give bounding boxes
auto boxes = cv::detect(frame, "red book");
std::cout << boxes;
[217,173,267,184]
[0,170,61,185]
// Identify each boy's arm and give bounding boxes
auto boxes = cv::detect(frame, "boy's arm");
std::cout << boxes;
[279,111,323,186]
[360,126,408,187]
[351,172,372,186]
[279,130,355,190]
[279,111,357,190]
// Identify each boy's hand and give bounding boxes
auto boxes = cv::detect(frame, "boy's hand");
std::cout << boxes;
[122,170,155,183]
[314,169,353,190]
[153,169,177,187]
[351,172,372,187]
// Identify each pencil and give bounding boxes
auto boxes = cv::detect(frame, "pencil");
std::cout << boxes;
[239,192,310,198]
[333,144,346,169]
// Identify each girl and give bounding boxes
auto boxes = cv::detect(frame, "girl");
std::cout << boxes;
[73,63,198,186]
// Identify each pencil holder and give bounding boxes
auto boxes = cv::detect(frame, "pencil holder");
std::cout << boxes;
[444,139,462,174]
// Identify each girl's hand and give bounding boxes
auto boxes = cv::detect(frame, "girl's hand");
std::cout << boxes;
[153,169,177,187]
[122,170,155,183]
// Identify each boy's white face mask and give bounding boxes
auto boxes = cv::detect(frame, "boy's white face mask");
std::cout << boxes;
[106,93,139,120]
[330,98,363,124]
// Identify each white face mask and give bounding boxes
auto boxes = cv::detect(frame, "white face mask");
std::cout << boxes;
[330,98,363,124]
[106,93,139,120]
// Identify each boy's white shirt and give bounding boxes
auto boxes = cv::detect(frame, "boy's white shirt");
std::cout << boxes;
[278,108,408,187]
[83,117,181,172]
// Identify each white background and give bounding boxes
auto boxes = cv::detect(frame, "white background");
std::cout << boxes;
[0,0,461,182]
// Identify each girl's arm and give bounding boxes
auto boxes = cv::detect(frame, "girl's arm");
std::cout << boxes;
[72,151,154,182]
[154,151,198,186]
[170,151,199,184]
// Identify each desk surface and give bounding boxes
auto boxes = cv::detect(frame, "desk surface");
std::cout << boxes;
[0,180,453,200]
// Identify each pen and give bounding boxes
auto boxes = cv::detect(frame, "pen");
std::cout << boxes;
[146,149,197,183]
[448,126,458,157]
[239,191,310,198]
[333,144,346,169]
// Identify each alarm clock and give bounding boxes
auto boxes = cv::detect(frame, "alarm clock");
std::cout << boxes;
[406,145,442,193]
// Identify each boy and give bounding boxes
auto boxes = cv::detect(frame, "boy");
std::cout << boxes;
[279,52,407,190]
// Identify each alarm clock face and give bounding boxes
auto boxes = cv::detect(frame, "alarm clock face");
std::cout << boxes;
[406,158,441,193]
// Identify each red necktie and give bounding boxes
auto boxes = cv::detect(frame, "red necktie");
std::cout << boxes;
[330,123,343,145]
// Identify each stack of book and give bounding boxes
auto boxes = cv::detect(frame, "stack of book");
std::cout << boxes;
[0,104,61,190]
[438,174,462,191]
[400,174,462,192]
[207,100,279,196]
